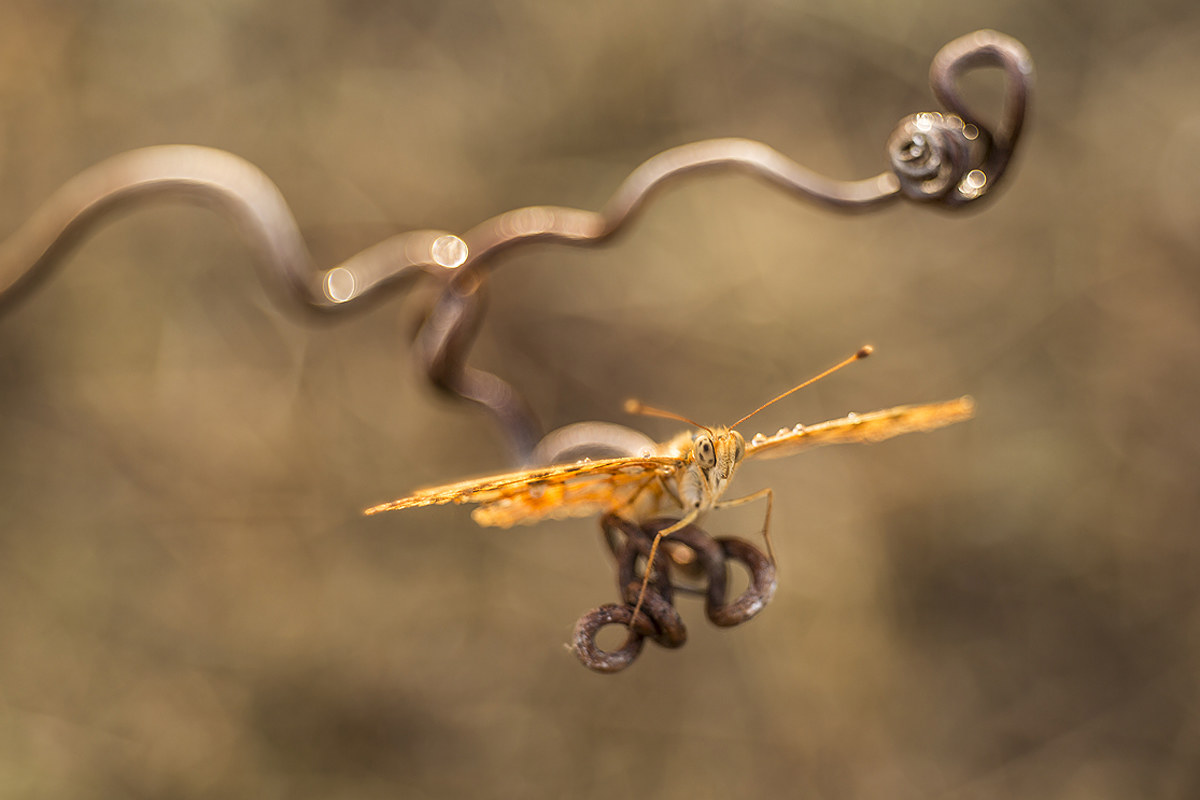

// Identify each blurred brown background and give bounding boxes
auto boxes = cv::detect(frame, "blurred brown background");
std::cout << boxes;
[2,1,1199,797]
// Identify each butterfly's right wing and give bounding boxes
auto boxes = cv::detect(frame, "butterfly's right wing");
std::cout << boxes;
[745,396,975,461]
[364,455,683,528]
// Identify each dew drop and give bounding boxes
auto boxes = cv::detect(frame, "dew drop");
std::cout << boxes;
[431,234,468,268]
[776,427,789,437]
[751,433,767,445]
[323,267,356,303]
[793,423,805,434]
[847,412,859,423]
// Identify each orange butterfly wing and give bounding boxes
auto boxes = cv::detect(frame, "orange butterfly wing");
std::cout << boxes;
[364,455,683,528]
[745,396,975,461]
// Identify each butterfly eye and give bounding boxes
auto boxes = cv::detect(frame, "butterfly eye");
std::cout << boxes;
[694,434,716,468]
[732,431,745,462]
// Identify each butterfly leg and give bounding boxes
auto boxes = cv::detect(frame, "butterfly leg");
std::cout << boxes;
[628,509,699,630]
[715,487,775,565]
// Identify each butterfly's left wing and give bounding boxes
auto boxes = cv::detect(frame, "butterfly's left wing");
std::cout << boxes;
[364,455,682,528]
[745,396,975,461]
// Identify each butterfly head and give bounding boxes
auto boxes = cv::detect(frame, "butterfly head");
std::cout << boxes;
[692,426,745,483]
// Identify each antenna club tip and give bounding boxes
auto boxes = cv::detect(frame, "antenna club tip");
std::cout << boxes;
[856,345,874,359]
[623,399,642,414]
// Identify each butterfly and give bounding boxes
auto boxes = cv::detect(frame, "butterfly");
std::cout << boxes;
[365,347,975,626]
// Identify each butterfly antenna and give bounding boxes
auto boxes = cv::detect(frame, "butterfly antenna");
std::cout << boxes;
[731,345,874,429]
[624,399,713,436]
